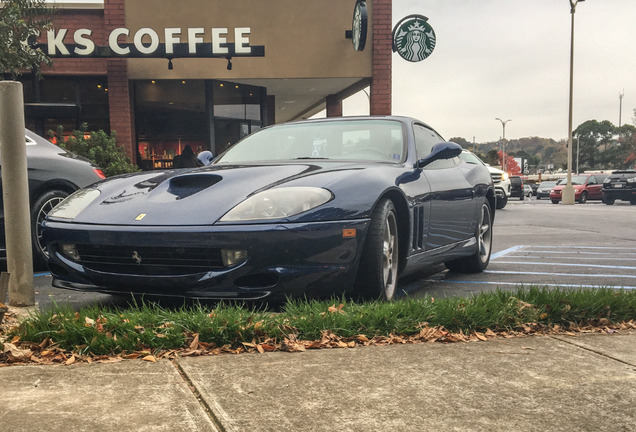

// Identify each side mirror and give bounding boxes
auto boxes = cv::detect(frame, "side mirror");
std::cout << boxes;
[197,150,214,166]
[417,141,463,168]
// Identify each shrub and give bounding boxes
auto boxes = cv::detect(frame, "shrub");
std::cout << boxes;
[51,124,140,177]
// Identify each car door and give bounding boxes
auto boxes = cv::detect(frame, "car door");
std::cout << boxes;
[586,175,602,199]
[412,123,476,250]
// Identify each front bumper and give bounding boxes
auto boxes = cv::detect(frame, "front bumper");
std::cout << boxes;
[44,219,369,300]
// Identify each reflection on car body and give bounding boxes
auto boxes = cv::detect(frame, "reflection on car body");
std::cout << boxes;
[43,116,495,302]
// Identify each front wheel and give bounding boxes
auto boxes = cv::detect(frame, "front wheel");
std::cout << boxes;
[445,202,493,273]
[495,194,508,209]
[355,199,399,301]
[31,189,70,267]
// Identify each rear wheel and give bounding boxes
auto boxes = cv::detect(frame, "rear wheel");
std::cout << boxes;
[445,202,493,273]
[603,197,615,205]
[578,191,588,204]
[355,199,399,300]
[31,189,70,267]
[551,199,559,204]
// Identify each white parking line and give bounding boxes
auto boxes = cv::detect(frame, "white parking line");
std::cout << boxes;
[492,261,636,271]
[485,270,636,279]
[433,280,636,290]
[439,245,636,291]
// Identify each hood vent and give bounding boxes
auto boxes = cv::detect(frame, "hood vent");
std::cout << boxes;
[168,174,222,200]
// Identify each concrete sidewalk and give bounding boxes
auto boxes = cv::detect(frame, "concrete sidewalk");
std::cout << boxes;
[1,332,635,432]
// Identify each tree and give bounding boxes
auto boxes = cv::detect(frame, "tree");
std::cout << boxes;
[448,137,472,149]
[0,0,53,79]
[498,151,521,175]
[574,120,615,170]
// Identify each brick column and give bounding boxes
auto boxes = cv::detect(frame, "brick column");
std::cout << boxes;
[371,0,392,115]
[104,0,135,162]
[326,95,343,117]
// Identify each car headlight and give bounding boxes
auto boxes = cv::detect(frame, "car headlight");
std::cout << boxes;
[603,177,611,184]
[627,177,635,184]
[501,172,509,181]
[220,187,333,222]
[48,189,101,220]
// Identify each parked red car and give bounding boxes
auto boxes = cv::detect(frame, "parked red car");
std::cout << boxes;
[550,174,608,204]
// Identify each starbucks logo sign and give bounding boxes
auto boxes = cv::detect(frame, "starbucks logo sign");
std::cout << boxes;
[392,15,436,62]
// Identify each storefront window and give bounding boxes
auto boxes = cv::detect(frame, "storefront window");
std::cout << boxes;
[20,76,110,138]
[134,80,208,170]
[213,81,262,121]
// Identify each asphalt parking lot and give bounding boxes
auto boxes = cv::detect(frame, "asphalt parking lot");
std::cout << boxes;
[403,197,636,298]
[29,196,635,309]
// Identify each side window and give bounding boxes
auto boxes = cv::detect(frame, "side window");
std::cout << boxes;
[413,123,457,169]
[413,124,442,160]
[588,176,596,185]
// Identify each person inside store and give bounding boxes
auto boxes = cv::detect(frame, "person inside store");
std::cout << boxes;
[173,145,198,168]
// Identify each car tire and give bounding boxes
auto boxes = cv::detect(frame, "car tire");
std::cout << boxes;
[631,199,636,205]
[445,202,493,273]
[355,198,399,301]
[495,195,508,209]
[519,193,524,201]
[578,191,588,204]
[31,189,70,267]
[603,197,615,205]
[551,200,559,204]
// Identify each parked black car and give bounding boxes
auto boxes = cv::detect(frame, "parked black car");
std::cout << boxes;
[602,170,636,205]
[536,181,559,200]
[509,175,524,200]
[0,129,105,266]
[43,116,496,302]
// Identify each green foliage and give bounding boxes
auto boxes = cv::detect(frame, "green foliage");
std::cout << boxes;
[52,124,140,177]
[9,287,636,356]
[0,0,54,79]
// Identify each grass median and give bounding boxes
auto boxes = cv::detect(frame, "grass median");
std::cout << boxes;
[2,286,636,363]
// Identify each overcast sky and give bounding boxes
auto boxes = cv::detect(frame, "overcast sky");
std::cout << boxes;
[342,0,636,143]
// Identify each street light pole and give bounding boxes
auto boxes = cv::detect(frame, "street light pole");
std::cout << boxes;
[563,0,585,205]
[495,118,511,173]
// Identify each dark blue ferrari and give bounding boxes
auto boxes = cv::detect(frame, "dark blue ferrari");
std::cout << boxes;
[43,116,495,302]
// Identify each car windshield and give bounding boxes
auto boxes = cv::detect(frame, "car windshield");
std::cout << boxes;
[562,175,588,185]
[215,119,405,164]
[539,182,557,188]
[459,151,484,165]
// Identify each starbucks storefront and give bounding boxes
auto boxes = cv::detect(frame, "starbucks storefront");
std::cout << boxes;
[23,0,393,170]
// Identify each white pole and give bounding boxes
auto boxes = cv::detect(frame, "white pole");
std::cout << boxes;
[0,81,35,306]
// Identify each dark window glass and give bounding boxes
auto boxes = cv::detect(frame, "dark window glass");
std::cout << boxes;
[19,76,110,136]
[134,80,208,170]
[213,81,261,121]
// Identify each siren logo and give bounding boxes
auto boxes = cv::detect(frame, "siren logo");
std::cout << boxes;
[392,15,436,62]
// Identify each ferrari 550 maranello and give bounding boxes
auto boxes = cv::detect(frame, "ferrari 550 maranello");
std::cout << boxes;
[43,116,495,302]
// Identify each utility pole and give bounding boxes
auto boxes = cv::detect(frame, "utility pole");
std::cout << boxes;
[619,90,624,127]
[495,118,511,173]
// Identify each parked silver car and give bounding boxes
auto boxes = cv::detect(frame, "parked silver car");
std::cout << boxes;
[0,129,105,266]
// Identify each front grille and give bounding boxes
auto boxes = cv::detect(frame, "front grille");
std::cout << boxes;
[490,173,501,184]
[72,244,224,275]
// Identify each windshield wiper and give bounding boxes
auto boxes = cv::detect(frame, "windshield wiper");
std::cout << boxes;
[293,157,331,160]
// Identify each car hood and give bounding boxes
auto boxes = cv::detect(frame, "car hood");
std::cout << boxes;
[56,162,378,226]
